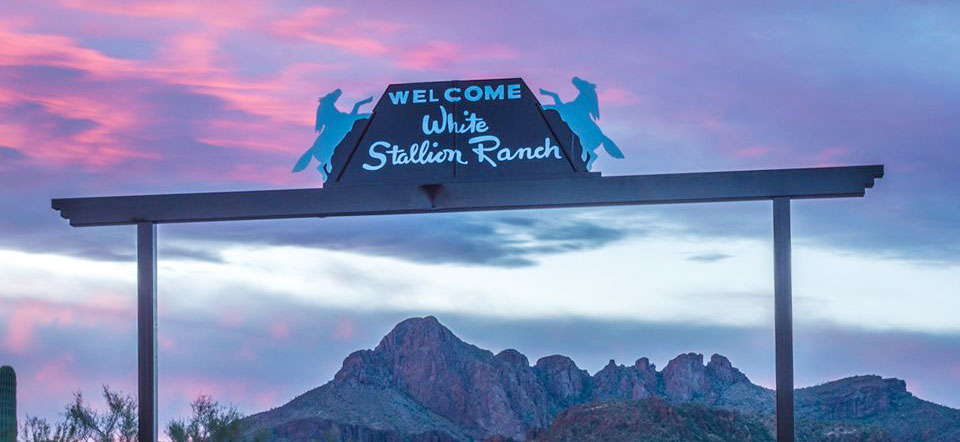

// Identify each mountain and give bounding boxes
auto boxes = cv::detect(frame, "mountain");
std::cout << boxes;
[794,376,960,441]
[244,316,960,442]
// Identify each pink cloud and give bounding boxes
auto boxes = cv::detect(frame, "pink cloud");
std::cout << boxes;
[813,146,851,166]
[0,24,136,77]
[60,0,196,18]
[0,23,318,178]
[163,377,233,402]
[237,346,257,362]
[3,300,75,353]
[355,19,409,36]
[252,388,279,409]
[2,15,309,124]
[161,376,279,411]
[268,7,388,56]
[1,297,132,354]
[396,41,517,71]
[219,310,246,327]
[59,0,267,29]
[733,145,773,158]
[2,6,522,184]
[701,119,727,130]
[331,318,356,341]
[269,322,290,340]
[598,87,643,107]
[33,353,77,392]
[0,26,160,167]
[397,41,460,70]
[160,336,177,352]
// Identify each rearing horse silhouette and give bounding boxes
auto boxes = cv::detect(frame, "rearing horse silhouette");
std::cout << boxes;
[293,89,373,182]
[539,77,624,170]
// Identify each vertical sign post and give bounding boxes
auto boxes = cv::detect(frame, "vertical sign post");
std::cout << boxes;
[137,222,158,442]
[773,197,794,442]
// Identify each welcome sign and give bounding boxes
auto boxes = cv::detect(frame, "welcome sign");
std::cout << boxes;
[297,78,623,186]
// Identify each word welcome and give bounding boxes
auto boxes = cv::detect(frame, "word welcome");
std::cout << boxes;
[388,83,522,106]
[361,136,561,171]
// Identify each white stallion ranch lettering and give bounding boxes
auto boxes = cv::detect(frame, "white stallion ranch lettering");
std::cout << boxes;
[362,140,468,170]
[361,136,561,171]
[421,106,489,135]
[469,136,561,168]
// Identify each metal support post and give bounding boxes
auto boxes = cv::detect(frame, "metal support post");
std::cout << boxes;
[773,197,794,442]
[137,222,157,442]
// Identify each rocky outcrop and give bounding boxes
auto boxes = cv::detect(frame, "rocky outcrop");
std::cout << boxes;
[797,375,907,420]
[706,354,750,388]
[533,355,592,409]
[591,358,658,401]
[367,317,553,439]
[662,353,709,402]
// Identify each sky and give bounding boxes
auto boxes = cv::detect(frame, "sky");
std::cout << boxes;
[1,0,959,432]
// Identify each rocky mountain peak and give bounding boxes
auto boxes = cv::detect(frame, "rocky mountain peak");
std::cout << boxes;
[375,315,460,354]
[534,355,580,372]
[592,357,658,402]
[533,355,591,408]
[706,353,751,387]
[634,357,655,371]
[665,352,704,369]
[497,349,530,367]
[339,317,553,440]
[663,353,708,402]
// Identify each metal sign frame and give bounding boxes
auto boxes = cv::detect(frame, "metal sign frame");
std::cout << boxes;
[52,165,884,442]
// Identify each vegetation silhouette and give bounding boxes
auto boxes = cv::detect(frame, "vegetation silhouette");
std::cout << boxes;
[17,387,260,442]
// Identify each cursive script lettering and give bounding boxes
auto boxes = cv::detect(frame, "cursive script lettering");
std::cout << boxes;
[422,106,489,135]
[362,140,469,171]
[469,136,561,168]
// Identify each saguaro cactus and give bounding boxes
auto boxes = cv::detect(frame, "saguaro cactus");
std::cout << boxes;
[0,366,14,442]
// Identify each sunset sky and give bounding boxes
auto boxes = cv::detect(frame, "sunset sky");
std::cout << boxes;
[1,0,959,430]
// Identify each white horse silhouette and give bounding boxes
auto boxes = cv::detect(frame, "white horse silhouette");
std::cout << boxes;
[539,77,624,170]
[293,89,373,182]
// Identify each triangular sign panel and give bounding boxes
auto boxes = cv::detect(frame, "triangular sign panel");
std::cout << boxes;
[324,78,595,186]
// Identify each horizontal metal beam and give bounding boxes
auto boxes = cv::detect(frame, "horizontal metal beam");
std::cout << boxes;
[52,165,883,227]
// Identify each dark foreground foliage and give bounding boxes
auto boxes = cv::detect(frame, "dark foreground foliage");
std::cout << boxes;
[18,386,256,442]
[525,398,773,442]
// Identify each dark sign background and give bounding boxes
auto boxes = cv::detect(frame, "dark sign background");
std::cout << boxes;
[327,78,591,186]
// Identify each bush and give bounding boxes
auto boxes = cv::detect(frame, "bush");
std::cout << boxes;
[166,396,248,442]
[19,387,255,442]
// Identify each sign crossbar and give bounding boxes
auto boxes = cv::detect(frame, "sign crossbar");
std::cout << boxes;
[53,165,882,227]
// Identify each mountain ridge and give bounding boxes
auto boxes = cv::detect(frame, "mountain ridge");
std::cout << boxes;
[245,316,960,441]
